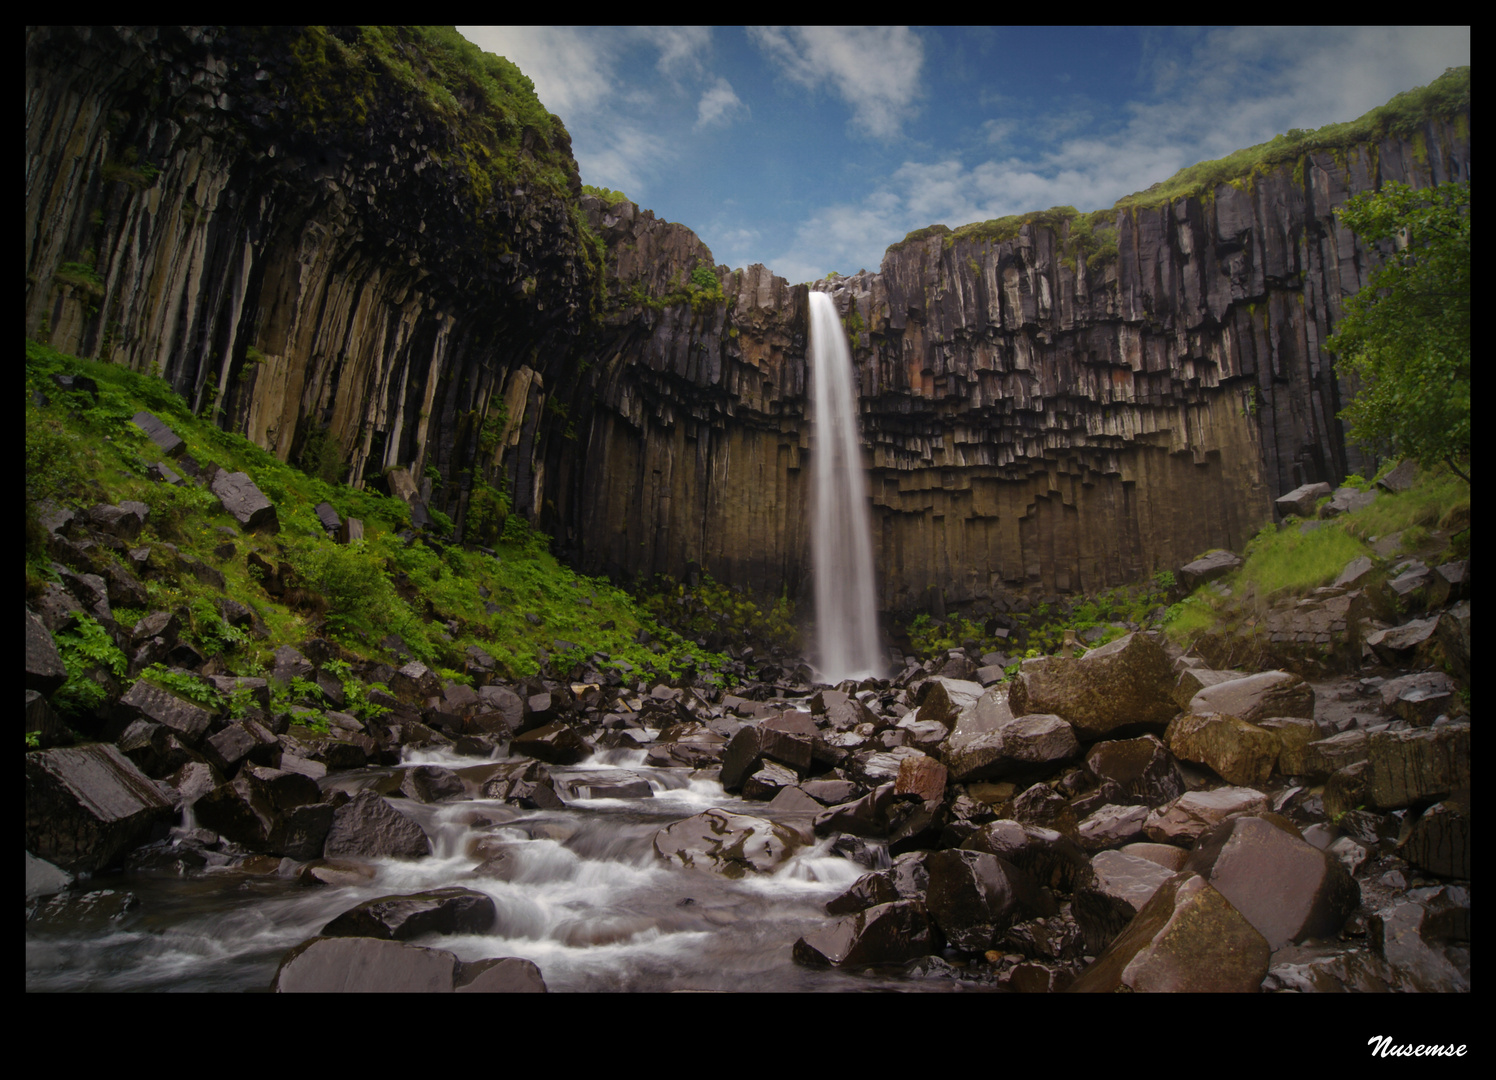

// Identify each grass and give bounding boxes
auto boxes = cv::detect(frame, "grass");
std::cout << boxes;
[25,338,750,707]
[1160,461,1470,650]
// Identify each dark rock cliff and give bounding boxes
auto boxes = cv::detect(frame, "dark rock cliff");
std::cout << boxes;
[26,25,593,529]
[26,27,1471,617]
[563,122,1470,615]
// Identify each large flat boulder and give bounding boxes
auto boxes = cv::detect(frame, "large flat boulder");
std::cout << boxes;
[1184,815,1359,949]
[1068,873,1271,992]
[1188,670,1313,722]
[652,809,798,878]
[1165,711,1281,786]
[322,790,431,859]
[25,743,173,873]
[321,887,497,941]
[272,937,459,992]
[1007,633,1176,738]
[210,470,279,533]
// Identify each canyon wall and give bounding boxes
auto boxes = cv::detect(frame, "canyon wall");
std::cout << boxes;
[26,27,1471,617]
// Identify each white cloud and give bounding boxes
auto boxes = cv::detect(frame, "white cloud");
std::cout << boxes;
[456,26,617,118]
[695,78,748,130]
[749,25,925,139]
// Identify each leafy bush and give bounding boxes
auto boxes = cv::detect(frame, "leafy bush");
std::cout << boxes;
[51,614,128,719]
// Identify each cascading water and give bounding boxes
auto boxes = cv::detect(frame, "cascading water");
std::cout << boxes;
[808,290,882,683]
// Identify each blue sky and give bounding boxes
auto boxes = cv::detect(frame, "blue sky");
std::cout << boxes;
[456,26,1470,285]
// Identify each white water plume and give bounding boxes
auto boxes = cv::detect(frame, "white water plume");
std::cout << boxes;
[808,290,882,682]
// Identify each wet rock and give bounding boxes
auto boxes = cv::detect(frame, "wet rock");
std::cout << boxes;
[1084,735,1185,807]
[1143,786,1269,845]
[1364,723,1470,811]
[321,887,498,941]
[914,677,985,729]
[1185,815,1359,949]
[924,848,1056,952]
[455,956,548,993]
[814,783,898,838]
[116,680,216,744]
[643,721,727,768]
[1365,617,1440,666]
[1187,670,1313,722]
[792,900,934,969]
[1074,849,1180,954]
[25,743,174,873]
[1010,783,1078,837]
[1370,892,1470,992]
[1171,666,1244,709]
[1164,711,1281,786]
[1255,717,1322,776]
[719,720,813,791]
[299,859,379,888]
[25,610,68,695]
[1378,671,1459,727]
[1301,729,1368,780]
[511,721,591,765]
[652,808,799,878]
[1076,804,1149,851]
[479,760,566,810]
[825,870,902,915]
[203,719,278,774]
[323,790,432,859]
[25,851,75,902]
[272,937,461,992]
[1262,944,1400,992]
[399,765,467,803]
[1008,633,1176,738]
[1397,798,1470,879]
[742,759,801,801]
[1069,872,1271,992]
[194,768,331,859]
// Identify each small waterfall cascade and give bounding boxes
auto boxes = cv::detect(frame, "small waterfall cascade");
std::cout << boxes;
[807,290,882,683]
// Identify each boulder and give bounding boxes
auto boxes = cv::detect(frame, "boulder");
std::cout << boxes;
[1365,617,1441,666]
[1184,815,1359,949]
[1255,717,1323,775]
[1007,633,1176,737]
[25,610,68,695]
[1374,459,1419,494]
[923,849,1056,952]
[1364,724,1471,811]
[813,782,899,839]
[1084,735,1185,807]
[321,887,498,941]
[210,471,278,532]
[511,721,591,765]
[323,790,432,859]
[398,765,467,803]
[1378,671,1459,726]
[1068,873,1271,992]
[792,901,934,969]
[1187,670,1313,722]
[479,760,565,810]
[116,679,216,744]
[1177,549,1242,591]
[1075,804,1150,851]
[914,677,985,729]
[1073,849,1179,953]
[25,743,174,873]
[959,820,1093,892]
[1302,729,1369,780]
[1370,893,1470,993]
[193,768,331,859]
[1274,481,1333,518]
[130,411,184,457]
[455,956,548,993]
[272,937,461,993]
[652,809,798,878]
[940,713,1079,782]
[1397,799,1470,879]
[1143,787,1269,845]
[1164,711,1281,786]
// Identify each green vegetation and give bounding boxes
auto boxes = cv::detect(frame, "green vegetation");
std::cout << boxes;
[1326,181,1470,482]
[26,338,745,708]
[1160,463,1469,654]
[582,185,632,207]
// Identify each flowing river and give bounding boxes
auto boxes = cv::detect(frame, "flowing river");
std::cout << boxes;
[25,741,986,992]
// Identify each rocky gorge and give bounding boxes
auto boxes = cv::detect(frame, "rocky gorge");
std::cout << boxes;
[26,27,1470,994]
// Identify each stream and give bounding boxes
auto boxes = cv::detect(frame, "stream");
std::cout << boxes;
[25,743,985,992]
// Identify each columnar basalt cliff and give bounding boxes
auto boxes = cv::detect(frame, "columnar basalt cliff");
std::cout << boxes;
[26,27,1470,616]
[26,25,595,531]
[563,116,1469,614]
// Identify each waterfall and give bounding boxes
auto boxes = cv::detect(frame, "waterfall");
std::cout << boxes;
[808,290,882,683]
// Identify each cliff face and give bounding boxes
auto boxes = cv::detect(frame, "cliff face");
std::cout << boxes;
[566,121,1470,614]
[26,27,1471,617]
[25,25,593,529]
